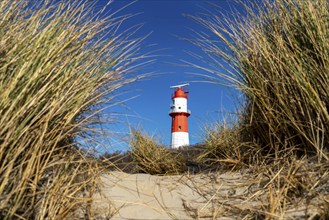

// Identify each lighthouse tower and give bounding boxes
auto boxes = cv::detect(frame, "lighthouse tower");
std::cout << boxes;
[169,84,190,148]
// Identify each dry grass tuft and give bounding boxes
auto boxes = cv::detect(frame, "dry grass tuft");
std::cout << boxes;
[198,120,260,170]
[187,0,329,215]
[0,0,147,219]
[130,130,187,175]
[318,197,329,220]
[101,150,135,172]
[189,0,329,161]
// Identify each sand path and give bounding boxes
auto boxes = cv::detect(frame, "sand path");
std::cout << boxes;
[92,171,319,219]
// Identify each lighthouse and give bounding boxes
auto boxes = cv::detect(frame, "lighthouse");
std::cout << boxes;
[169,84,190,148]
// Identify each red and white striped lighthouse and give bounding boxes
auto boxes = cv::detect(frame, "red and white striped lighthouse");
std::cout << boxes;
[169,84,190,148]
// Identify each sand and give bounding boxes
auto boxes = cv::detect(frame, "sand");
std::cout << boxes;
[91,169,322,219]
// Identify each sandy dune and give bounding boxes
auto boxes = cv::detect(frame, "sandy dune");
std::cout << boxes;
[92,170,321,219]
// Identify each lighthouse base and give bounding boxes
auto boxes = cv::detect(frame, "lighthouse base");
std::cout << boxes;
[171,132,189,149]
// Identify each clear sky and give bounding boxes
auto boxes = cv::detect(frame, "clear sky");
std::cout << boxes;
[94,0,243,152]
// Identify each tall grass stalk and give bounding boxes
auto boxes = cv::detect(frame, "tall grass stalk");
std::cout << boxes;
[0,0,148,219]
[189,0,329,159]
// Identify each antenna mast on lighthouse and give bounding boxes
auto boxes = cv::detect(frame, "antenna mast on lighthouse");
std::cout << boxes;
[169,83,190,148]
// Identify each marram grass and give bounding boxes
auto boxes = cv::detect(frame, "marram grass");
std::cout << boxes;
[190,0,329,160]
[0,0,147,219]
[130,130,187,175]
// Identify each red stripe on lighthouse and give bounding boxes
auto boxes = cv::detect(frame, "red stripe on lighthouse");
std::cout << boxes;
[170,112,189,132]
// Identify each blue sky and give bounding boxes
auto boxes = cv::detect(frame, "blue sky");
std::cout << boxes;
[94,0,243,151]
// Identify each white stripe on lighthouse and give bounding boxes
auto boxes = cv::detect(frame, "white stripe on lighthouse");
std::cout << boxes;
[171,97,188,112]
[171,132,189,148]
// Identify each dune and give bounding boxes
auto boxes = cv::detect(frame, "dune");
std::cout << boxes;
[91,169,321,219]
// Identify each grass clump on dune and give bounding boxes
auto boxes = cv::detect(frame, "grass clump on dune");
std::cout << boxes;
[130,130,187,175]
[187,0,329,217]
[0,0,146,219]
[198,121,259,170]
[190,0,329,160]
